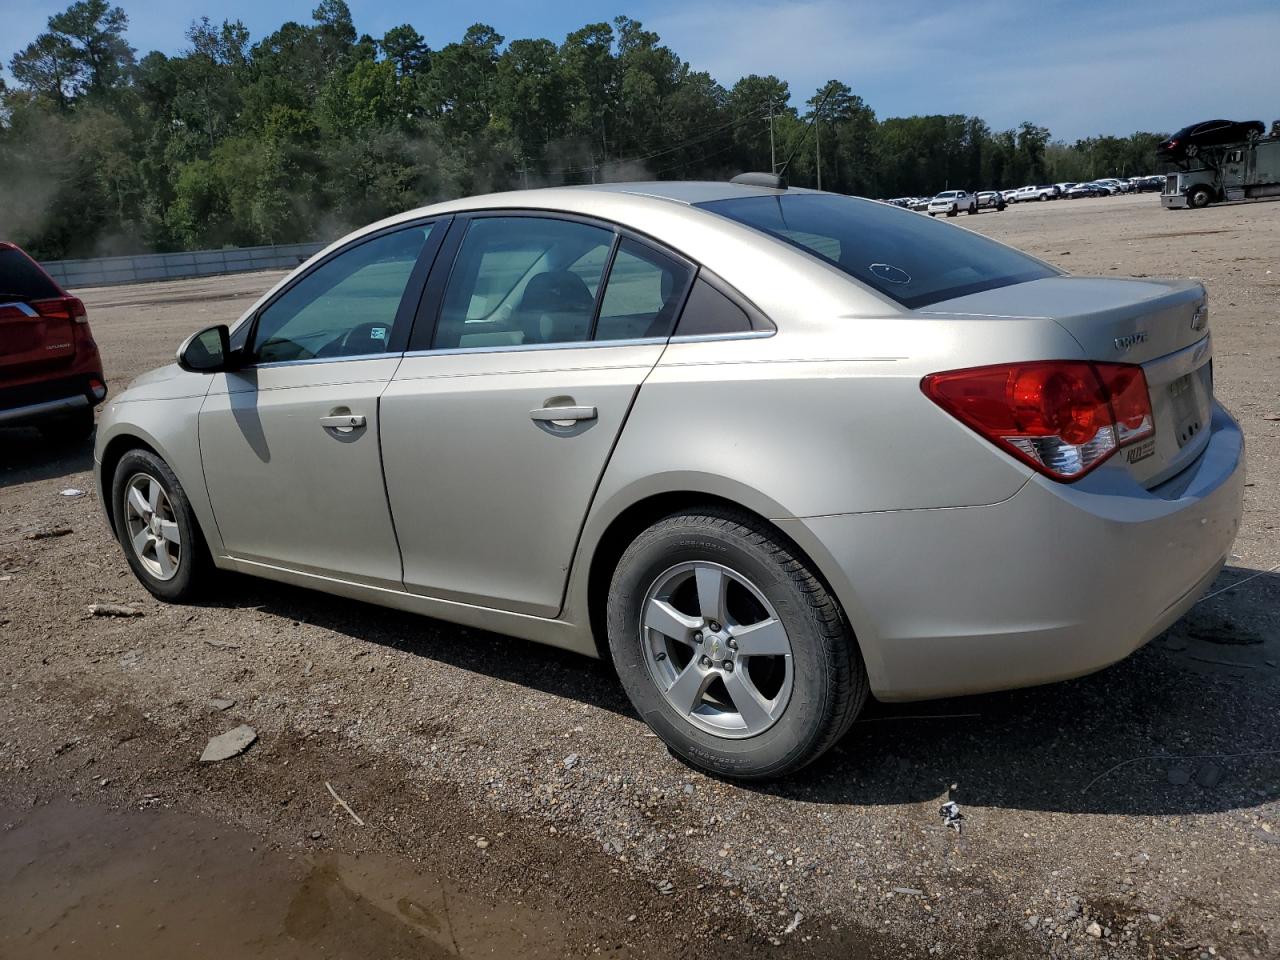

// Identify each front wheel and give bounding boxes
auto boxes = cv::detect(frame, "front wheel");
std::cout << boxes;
[1187,186,1214,209]
[606,509,867,780]
[111,449,212,601]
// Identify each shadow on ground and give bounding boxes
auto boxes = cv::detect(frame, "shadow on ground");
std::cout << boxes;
[0,427,95,489]
[219,564,1280,819]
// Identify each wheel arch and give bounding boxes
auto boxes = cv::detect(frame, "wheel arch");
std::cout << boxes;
[579,488,866,672]
[96,422,225,559]
[98,432,161,532]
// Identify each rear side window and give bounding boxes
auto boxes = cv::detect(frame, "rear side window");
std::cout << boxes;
[433,217,614,350]
[0,248,61,302]
[594,239,693,341]
[698,193,1055,309]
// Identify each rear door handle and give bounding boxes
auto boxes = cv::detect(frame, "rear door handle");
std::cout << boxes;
[320,414,366,430]
[529,405,597,425]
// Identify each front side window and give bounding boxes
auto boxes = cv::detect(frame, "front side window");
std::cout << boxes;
[698,193,1055,310]
[433,217,614,350]
[251,223,433,363]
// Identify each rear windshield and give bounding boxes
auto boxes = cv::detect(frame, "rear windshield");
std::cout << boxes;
[697,194,1055,310]
[0,248,61,302]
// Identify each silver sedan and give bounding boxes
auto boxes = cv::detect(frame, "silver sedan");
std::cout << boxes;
[94,179,1244,778]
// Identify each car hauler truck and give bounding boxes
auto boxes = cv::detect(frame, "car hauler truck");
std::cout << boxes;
[1162,126,1280,209]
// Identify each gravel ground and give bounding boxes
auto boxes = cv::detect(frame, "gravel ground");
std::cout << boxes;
[1,192,1278,959]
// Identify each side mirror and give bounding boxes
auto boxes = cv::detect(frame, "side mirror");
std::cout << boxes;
[177,324,234,372]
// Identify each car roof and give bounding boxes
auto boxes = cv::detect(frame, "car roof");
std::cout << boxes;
[427,180,801,214]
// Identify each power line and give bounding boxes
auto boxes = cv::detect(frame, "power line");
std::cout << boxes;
[539,102,774,177]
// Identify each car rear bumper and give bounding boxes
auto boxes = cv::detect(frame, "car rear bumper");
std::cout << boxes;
[788,402,1245,701]
[0,373,107,426]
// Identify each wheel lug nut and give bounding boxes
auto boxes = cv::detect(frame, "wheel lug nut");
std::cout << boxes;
[723,661,734,673]
[726,638,737,651]
[700,656,712,668]
[693,632,703,644]
[709,621,721,632]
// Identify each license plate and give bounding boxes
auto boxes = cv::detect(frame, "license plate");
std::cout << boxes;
[1168,373,1205,448]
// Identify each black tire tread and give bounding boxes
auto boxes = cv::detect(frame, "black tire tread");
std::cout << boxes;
[613,507,867,778]
[111,449,213,602]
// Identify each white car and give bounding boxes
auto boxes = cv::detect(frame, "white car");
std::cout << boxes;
[926,190,978,217]
[1001,188,1020,204]
[976,191,1005,210]
[1095,178,1128,194]
[1014,185,1058,202]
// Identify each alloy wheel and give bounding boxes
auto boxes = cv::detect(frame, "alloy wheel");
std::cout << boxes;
[123,473,182,581]
[640,561,794,739]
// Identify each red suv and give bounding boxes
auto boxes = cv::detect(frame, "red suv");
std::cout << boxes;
[1,242,106,440]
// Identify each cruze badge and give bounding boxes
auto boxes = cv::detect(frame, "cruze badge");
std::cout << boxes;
[1114,331,1148,353]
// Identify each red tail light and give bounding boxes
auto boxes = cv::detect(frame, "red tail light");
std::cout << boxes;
[32,296,88,323]
[921,361,1155,481]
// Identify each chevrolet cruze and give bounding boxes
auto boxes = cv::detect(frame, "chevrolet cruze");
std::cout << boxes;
[94,178,1244,779]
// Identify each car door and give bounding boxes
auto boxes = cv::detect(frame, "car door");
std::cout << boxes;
[380,213,696,617]
[199,219,445,589]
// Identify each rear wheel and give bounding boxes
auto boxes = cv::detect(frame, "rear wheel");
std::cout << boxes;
[1187,186,1214,209]
[37,407,95,443]
[111,449,211,601]
[607,509,867,780]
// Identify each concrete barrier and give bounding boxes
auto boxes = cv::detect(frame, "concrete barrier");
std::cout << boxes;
[40,242,328,289]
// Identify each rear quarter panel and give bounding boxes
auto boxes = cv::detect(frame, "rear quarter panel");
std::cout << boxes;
[562,279,1088,654]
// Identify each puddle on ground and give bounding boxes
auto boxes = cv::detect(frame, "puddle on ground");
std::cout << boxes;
[0,800,623,959]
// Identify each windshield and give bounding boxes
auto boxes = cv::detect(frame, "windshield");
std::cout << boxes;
[697,193,1056,309]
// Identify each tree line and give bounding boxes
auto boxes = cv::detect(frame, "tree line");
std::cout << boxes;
[1,0,1170,260]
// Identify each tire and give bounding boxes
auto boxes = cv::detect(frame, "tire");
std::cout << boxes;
[966,202,977,214]
[37,407,95,443]
[1187,186,1213,209]
[1039,192,1048,201]
[606,508,867,780]
[111,448,212,602]
[945,209,956,217]
[928,211,937,216]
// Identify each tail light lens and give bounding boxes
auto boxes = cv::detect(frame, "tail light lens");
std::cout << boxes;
[32,296,88,322]
[922,361,1155,481]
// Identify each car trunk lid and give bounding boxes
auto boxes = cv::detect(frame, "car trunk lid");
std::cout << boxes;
[0,245,82,384]
[0,298,80,382]
[923,276,1213,487]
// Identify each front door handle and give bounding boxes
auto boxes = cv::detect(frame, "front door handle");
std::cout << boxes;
[529,405,597,426]
[320,414,366,430]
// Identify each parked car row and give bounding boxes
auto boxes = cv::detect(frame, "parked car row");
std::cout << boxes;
[886,174,1164,213]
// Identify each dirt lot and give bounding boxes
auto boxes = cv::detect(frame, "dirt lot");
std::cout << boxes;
[2,192,1278,959]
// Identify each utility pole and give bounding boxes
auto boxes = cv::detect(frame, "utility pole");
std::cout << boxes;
[768,98,776,173]
[815,119,822,190]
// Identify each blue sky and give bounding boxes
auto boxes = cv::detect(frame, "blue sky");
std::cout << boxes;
[4,0,1278,141]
